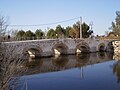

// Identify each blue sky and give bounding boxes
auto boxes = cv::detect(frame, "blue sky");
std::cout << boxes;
[0,0,120,35]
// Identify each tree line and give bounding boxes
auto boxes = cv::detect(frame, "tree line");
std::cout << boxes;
[16,10,120,40]
[108,11,120,37]
[15,21,93,40]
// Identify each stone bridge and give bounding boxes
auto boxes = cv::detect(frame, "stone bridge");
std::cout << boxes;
[2,38,116,58]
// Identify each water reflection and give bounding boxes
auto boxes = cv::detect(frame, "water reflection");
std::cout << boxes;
[76,53,90,67]
[23,52,114,75]
[98,52,106,59]
[113,52,120,61]
[113,52,120,83]
[113,61,120,83]
[25,57,43,68]
[52,55,69,68]
[3,52,120,90]
[16,52,120,90]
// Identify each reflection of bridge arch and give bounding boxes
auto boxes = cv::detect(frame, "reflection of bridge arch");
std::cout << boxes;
[106,41,114,52]
[98,43,105,52]
[52,43,68,55]
[25,58,44,68]
[98,52,106,59]
[22,44,43,58]
[76,53,90,67]
[52,55,69,68]
[76,42,90,53]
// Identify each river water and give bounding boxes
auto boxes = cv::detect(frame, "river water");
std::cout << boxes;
[15,52,120,90]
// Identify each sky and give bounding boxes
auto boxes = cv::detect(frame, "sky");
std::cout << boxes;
[0,0,120,35]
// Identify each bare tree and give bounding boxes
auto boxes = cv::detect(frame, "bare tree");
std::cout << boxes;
[0,14,8,67]
[0,14,26,90]
[0,15,8,41]
[0,43,27,90]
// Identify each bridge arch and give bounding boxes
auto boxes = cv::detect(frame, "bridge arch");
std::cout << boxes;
[98,43,106,52]
[76,42,90,54]
[52,43,68,56]
[22,44,43,58]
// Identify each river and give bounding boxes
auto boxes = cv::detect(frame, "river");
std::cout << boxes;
[12,52,120,90]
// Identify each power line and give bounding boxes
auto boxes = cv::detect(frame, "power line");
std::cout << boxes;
[8,17,79,27]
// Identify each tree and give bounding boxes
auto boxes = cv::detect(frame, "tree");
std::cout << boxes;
[71,21,90,38]
[0,42,27,90]
[73,21,80,38]
[82,22,90,38]
[0,14,26,90]
[110,11,120,36]
[65,26,72,38]
[47,28,56,39]
[55,25,65,38]
[10,29,18,37]
[0,15,8,42]
[16,30,25,37]
[24,30,35,40]
[105,31,109,36]
[35,29,44,39]
[69,28,76,38]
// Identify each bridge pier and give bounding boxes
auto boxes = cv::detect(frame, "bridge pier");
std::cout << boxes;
[40,51,53,57]
[67,49,76,55]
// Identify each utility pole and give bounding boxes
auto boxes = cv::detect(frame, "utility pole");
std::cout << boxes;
[89,21,93,30]
[80,17,82,39]
[45,27,49,39]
